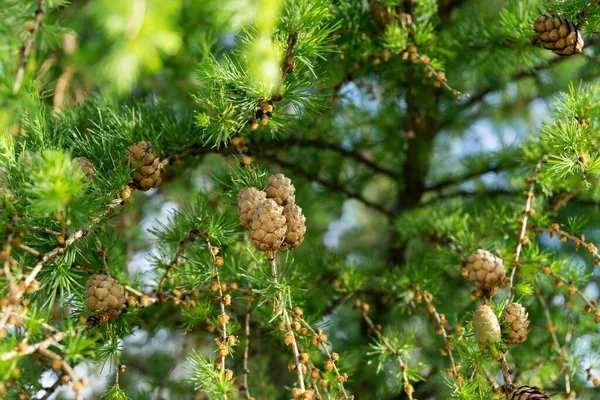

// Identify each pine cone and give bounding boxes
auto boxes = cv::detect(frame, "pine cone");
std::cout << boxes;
[74,157,96,179]
[473,305,501,347]
[85,274,127,321]
[126,141,162,191]
[466,249,506,294]
[264,174,295,206]
[249,199,287,251]
[503,303,530,344]
[508,385,550,400]
[283,203,306,249]
[238,187,267,228]
[534,14,583,56]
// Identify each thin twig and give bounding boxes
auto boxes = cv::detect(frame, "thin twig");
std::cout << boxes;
[13,0,45,93]
[268,255,306,392]
[201,234,229,376]
[508,157,545,296]
[482,365,500,391]
[358,301,414,399]
[157,229,197,296]
[416,287,458,377]
[25,196,123,287]
[295,315,351,399]
[536,291,570,394]
[242,302,253,399]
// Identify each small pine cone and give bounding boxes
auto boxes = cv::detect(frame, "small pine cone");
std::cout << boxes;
[534,14,583,56]
[74,157,96,179]
[503,303,530,344]
[264,174,295,206]
[126,141,162,191]
[238,187,267,228]
[85,274,127,320]
[466,249,506,293]
[508,385,550,400]
[250,199,287,251]
[473,305,501,347]
[283,203,306,249]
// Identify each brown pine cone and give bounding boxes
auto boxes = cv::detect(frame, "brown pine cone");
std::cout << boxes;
[85,274,127,321]
[534,14,583,56]
[74,157,96,179]
[283,203,306,249]
[250,199,287,251]
[503,303,530,344]
[238,187,267,228]
[508,385,550,400]
[264,173,295,206]
[466,249,506,294]
[126,141,162,191]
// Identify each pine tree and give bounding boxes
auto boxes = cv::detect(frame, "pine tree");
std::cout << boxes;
[2,0,600,399]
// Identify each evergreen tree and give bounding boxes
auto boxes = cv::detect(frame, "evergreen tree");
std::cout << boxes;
[2,0,600,399]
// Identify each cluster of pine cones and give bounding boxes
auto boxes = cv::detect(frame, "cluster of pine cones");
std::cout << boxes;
[467,250,548,399]
[238,174,306,253]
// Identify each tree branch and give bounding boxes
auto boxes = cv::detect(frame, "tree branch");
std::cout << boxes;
[13,0,45,93]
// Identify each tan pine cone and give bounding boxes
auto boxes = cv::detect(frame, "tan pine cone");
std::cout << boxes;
[85,274,127,321]
[283,203,306,249]
[238,187,267,228]
[508,385,550,400]
[503,303,530,344]
[250,199,287,251]
[264,174,295,206]
[74,157,96,179]
[126,141,162,191]
[466,249,506,294]
[473,304,501,347]
[534,14,583,56]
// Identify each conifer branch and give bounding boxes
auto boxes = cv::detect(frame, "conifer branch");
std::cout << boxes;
[507,157,545,297]
[295,314,351,399]
[1,326,84,361]
[157,228,198,298]
[499,353,513,396]
[201,234,229,377]
[257,137,400,179]
[535,291,571,394]
[25,195,124,287]
[242,303,253,400]
[416,287,459,378]
[13,0,45,93]
[357,299,414,399]
[533,224,600,264]
[268,255,306,393]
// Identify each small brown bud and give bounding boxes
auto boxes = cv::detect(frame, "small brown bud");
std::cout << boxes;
[51,359,62,371]
[331,352,340,361]
[217,313,230,325]
[61,375,71,385]
[215,256,224,267]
